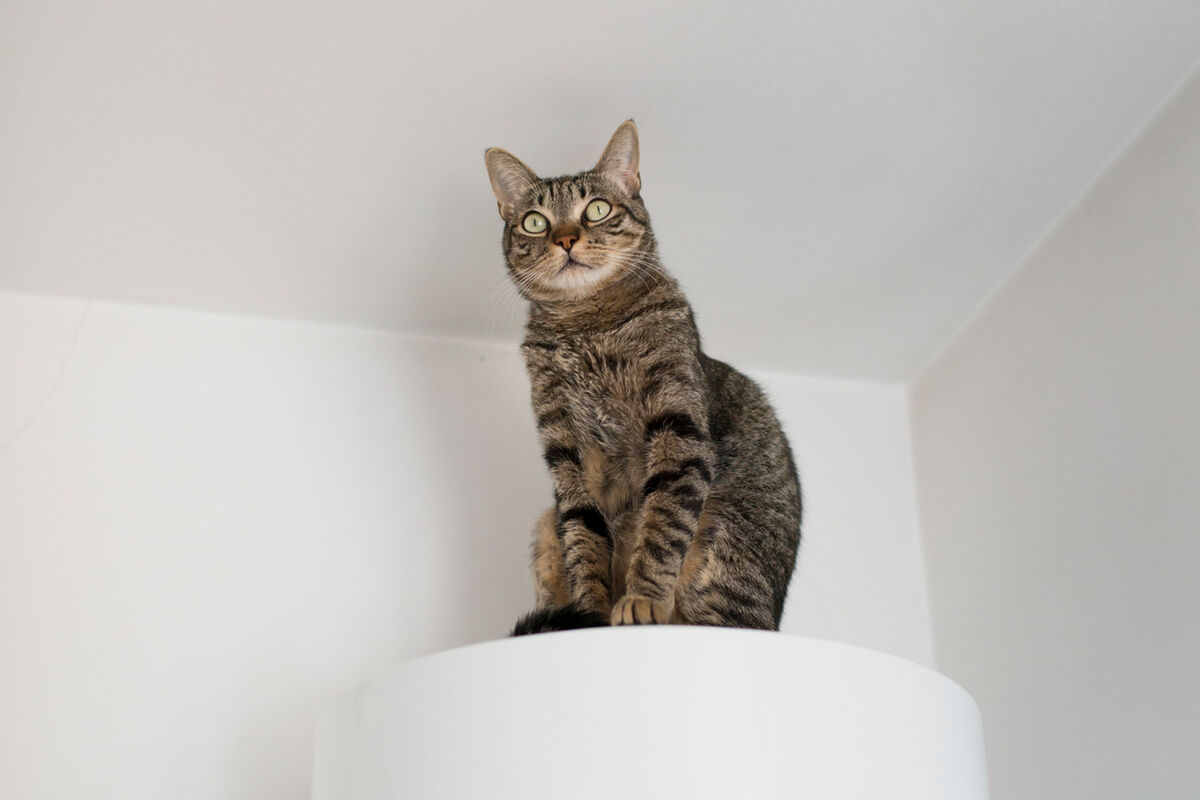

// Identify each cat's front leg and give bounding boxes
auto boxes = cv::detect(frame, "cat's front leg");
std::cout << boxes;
[543,446,614,615]
[614,410,715,625]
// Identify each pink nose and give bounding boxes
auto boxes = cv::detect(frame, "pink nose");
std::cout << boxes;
[553,230,579,251]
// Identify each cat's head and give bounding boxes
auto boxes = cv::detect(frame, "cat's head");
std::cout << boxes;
[485,121,654,302]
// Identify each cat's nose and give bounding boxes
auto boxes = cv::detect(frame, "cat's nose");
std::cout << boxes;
[552,228,580,251]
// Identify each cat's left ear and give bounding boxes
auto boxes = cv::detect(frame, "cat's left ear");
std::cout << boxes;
[485,148,539,218]
[593,120,640,196]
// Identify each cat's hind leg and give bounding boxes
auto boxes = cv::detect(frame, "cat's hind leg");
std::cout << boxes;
[531,508,568,607]
[510,511,610,636]
[672,513,778,630]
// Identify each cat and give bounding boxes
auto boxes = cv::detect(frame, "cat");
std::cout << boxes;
[485,121,802,633]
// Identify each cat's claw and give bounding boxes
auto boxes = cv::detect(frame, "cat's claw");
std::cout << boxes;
[611,595,672,625]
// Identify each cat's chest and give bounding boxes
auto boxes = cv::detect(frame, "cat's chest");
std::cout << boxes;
[538,341,642,443]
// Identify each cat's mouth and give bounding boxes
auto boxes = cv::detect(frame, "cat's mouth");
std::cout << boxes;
[558,255,592,272]
[544,252,609,296]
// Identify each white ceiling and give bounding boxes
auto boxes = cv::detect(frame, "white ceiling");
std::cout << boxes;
[2,1,1198,380]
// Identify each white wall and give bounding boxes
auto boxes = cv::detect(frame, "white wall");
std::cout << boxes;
[762,371,932,664]
[910,68,1200,798]
[0,291,931,800]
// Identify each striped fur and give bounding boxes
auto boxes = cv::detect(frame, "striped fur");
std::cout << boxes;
[487,121,802,631]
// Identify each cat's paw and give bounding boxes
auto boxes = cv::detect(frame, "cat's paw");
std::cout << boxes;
[611,594,672,625]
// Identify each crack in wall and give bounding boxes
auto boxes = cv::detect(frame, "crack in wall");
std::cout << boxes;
[0,299,92,458]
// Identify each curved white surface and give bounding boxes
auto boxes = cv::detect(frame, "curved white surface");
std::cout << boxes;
[313,628,988,799]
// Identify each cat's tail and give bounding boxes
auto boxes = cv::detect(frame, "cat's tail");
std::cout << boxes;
[511,602,609,636]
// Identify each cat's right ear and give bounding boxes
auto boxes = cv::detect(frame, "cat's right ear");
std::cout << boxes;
[485,148,539,218]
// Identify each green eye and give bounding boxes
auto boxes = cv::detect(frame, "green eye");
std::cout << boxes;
[584,199,612,222]
[521,211,549,234]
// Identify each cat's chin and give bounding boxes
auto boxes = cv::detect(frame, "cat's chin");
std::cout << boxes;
[547,259,609,296]
[516,254,617,301]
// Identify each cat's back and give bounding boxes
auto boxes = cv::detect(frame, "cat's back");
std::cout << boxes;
[701,354,802,520]
[702,356,787,451]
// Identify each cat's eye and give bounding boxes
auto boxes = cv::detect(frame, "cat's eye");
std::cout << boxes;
[584,199,612,222]
[521,211,549,234]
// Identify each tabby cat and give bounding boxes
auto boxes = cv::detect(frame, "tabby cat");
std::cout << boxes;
[485,121,802,633]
